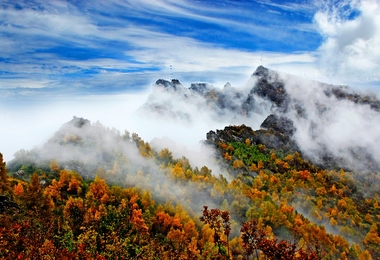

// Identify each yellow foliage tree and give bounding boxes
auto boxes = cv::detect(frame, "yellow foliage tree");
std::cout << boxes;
[249,163,258,171]
[233,160,245,169]
[329,217,338,226]
[363,224,380,245]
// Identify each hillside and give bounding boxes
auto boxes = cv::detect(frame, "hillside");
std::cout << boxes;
[1,66,380,259]
[1,122,379,258]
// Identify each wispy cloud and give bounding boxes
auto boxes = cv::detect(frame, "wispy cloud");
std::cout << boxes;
[0,0,324,97]
[1,0,380,165]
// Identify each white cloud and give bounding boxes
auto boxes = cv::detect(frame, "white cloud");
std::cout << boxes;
[314,0,380,84]
[0,92,150,162]
[5,0,380,168]
[0,0,325,94]
[279,70,380,172]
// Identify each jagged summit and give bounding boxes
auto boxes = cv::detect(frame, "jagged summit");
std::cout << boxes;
[189,82,210,95]
[143,74,259,122]
[252,65,270,77]
[206,124,298,152]
[66,116,91,128]
[251,67,289,112]
[155,78,214,95]
[145,66,380,173]
[260,114,295,136]
[155,79,184,90]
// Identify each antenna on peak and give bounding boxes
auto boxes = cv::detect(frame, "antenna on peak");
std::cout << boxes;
[170,65,172,79]
[260,55,262,66]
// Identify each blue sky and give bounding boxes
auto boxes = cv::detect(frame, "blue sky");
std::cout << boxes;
[1,0,380,161]
[1,0,378,100]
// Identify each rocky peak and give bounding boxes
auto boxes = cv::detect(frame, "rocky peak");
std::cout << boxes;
[206,124,299,152]
[67,116,90,128]
[224,82,232,89]
[251,66,290,112]
[260,114,295,136]
[189,82,210,95]
[155,79,184,91]
[147,75,259,120]
[252,65,269,78]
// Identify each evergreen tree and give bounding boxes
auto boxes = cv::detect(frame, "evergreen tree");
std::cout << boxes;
[0,153,12,196]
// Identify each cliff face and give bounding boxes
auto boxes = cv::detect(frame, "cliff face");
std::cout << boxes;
[251,65,380,114]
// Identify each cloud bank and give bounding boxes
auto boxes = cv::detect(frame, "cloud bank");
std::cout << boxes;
[314,0,380,84]
[262,69,380,174]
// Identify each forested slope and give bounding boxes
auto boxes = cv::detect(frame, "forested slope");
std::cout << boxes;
[1,118,379,259]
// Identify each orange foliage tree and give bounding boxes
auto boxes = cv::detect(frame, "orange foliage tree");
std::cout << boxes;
[240,219,319,260]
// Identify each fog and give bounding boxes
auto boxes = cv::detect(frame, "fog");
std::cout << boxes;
[2,64,380,234]
[133,78,272,175]
[276,71,380,172]
[3,67,380,178]
[0,93,148,163]
[0,72,270,218]
[0,74,266,215]
[0,77,266,166]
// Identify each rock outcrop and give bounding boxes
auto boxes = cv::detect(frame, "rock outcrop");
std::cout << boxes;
[206,124,298,152]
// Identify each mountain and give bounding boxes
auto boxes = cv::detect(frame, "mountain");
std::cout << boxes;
[142,66,380,173]
[3,67,380,259]
[8,66,380,197]
[4,114,380,259]
[139,75,262,124]
[8,116,128,179]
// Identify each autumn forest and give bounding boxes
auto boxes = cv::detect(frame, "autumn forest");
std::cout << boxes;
[0,120,379,259]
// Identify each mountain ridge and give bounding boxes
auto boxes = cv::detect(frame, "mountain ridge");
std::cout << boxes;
[3,70,380,259]
[145,66,380,173]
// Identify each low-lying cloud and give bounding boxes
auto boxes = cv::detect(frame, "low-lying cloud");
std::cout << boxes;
[268,70,380,173]
[133,78,272,174]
